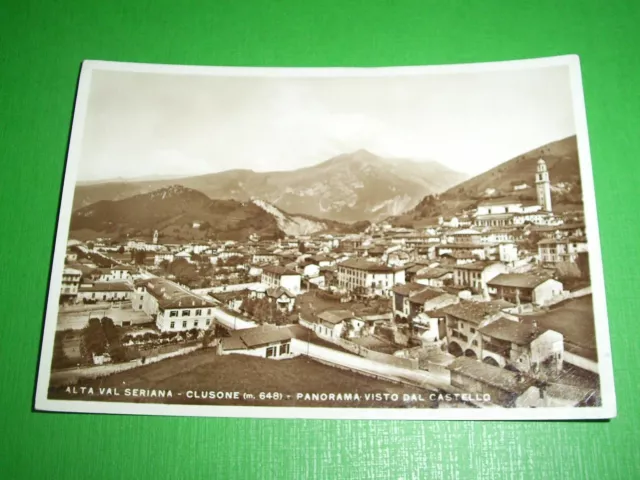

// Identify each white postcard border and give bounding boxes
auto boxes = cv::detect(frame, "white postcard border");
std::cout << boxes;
[34,55,617,420]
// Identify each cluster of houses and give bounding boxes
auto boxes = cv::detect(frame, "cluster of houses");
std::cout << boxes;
[57,158,598,407]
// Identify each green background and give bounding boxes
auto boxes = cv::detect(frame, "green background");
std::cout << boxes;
[1,0,638,478]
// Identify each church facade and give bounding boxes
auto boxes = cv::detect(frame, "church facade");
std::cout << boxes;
[474,159,556,227]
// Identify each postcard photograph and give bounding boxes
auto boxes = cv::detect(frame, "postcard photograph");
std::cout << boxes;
[35,56,616,420]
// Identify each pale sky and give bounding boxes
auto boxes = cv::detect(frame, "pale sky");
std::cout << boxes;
[77,64,576,182]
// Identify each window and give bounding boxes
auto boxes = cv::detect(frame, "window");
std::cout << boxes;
[207,309,211,315]
[182,321,187,328]
[266,346,277,358]
[472,340,478,346]
[279,343,290,356]
[140,295,143,300]
[170,322,175,329]
[169,310,178,317]
[194,320,199,328]
[470,328,476,334]
[206,319,210,326]
[182,310,190,317]
[195,309,202,316]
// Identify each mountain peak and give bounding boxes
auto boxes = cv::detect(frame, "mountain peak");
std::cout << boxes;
[142,184,207,201]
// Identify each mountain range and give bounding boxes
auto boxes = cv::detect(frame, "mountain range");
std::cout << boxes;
[72,150,468,223]
[391,135,583,226]
[69,185,367,242]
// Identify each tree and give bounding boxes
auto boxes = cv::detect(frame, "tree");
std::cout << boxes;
[117,245,125,254]
[202,327,216,347]
[101,317,118,342]
[86,241,95,250]
[133,250,146,265]
[191,328,201,340]
[168,258,199,286]
[576,252,590,279]
[82,317,108,358]
[299,242,308,254]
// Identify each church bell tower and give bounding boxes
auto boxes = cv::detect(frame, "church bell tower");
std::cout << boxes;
[535,159,552,212]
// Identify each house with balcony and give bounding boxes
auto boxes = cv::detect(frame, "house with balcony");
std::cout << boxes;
[477,317,564,373]
[306,310,364,339]
[452,261,507,293]
[60,267,82,303]
[412,267,452,287]
[135,277,216,332]
[337,258,406,297]
[538,237,588,264]
[266,287,296,313]
[77,281,134,303]
[252,251,279,265]
[487,274,564,306]
[442,300,517,358]
[261,265,302,295]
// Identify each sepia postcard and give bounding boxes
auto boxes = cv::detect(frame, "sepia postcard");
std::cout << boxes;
[35,55,616,420]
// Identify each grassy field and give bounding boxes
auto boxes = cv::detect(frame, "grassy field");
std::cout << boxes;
[48,349,437,409]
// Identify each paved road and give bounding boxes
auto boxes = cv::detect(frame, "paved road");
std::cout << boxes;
[212,308,256,330]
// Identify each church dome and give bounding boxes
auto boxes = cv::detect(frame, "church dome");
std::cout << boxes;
[537,158,546,164]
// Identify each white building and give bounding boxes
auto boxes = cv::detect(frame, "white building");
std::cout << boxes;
[337,258,406,297]
[60,268,82,300]
[538,237,588,264]
[302,264,320,278]
[261,265,302,295]
[487,274,564,307]
[219,324,296,359]
[498,243,519,263]
[134,277,216,332]
[77,282,133,303]
[452,261,507,292]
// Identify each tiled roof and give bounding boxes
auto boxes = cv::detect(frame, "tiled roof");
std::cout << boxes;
[537,236,587,245]
[448,357,536,394]
[141,277,215,309]
[317,310,355,325]
[239,325,294,348]
[487,274,554,289]
[479,317,544,345]
[453,261,500,271]
[266,287,295,299]
[408,288,448,304]
[477,198,523,207]
[439,243,487,249]
[391,283,428,296]
[262,265,300,276]
[414,267,452,279]
[79,282,133,293]
[339,258,404,273]
[443,301,511,324]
